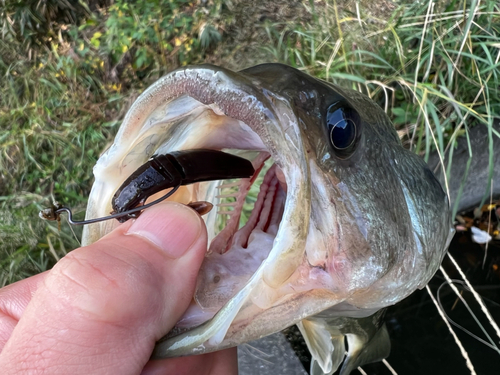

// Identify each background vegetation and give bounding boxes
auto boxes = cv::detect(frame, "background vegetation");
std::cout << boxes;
[0,0,498,290]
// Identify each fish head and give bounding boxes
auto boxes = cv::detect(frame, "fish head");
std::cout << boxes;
[81,64,454,359]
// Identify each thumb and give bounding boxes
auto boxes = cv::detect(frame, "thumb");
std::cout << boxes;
[0,202,207,375]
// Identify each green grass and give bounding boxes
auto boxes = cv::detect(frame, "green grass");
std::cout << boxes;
[1,0,498,286]
[262,0,499,218]
[0,0,227,285]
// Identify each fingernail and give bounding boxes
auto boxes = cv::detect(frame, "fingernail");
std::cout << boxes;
[187,201,213,216]
[126,202,203,259]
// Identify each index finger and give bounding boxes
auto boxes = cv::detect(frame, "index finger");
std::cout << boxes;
[0,272,48,349]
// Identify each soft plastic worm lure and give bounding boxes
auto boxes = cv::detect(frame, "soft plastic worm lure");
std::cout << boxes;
[39,149,255,225]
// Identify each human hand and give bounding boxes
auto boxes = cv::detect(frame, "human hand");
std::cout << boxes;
[0,202,237,374]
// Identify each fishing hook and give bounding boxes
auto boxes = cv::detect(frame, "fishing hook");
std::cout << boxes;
[39,149,254,226]
[39,186,180,225]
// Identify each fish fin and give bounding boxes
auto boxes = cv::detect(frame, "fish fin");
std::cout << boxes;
[339,323,391,375]
[299,309,390,375]
[297,319,345,375]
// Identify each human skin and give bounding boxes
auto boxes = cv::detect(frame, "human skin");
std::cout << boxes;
[0,202,237,374]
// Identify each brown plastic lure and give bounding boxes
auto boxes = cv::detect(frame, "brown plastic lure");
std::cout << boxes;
[39,149,254,225]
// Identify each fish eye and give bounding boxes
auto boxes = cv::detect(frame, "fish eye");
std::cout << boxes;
[326,103,360,157]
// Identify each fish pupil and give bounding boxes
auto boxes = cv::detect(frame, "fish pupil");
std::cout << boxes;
[326,104,357,151]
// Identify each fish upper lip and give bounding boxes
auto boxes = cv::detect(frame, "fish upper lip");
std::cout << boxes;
[122,64,277,143]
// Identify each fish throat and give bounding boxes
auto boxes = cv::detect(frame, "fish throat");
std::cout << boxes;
[177,154,289,332]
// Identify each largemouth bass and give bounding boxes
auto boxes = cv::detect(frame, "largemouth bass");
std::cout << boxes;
[82,64,454,374]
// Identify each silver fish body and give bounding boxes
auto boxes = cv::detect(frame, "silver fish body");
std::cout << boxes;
[82,64,454,374]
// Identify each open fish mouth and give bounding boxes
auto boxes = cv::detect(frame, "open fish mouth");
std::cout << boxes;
[83,65,320,356]
[82,63,453,368]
